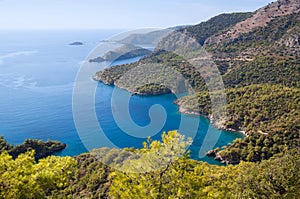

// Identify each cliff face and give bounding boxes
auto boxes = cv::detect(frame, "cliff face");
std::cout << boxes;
[205,0,300,46]
[277,26,300,48]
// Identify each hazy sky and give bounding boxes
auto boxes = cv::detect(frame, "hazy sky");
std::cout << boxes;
[0,0,274,30]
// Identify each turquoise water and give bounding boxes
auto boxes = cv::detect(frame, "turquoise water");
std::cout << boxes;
[0,30,243,164]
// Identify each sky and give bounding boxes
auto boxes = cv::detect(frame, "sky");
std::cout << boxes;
[0,0,275,30]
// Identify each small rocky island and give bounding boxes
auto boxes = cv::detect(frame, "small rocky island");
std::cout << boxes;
[69,42,84,46]
[89,44,151,63]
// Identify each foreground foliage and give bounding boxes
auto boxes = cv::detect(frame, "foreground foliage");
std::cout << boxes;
[0,132,299,198]
[110,151,300,199]
[0,151,76,198]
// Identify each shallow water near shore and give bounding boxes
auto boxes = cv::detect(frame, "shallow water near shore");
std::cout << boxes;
[0,30,244,165]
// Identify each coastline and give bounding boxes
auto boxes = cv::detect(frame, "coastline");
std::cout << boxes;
[174,99,248,137]
[93,76,172,96]
[95,76,248,138]
[115,82,172,96]
[175,100,248,164]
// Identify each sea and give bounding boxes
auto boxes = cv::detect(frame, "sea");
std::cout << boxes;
[0,30,244,164]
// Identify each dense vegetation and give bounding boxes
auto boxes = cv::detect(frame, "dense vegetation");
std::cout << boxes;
[177,84,299,132]
[110,150,300,199]
[177,84,300,163]
[0,151,76,198]
[0,136,66,161]
[55,153,112,198]
[0,132,299,198]
[94,50,208,95]
[223,58,300,88]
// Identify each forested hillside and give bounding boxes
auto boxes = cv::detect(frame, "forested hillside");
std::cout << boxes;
[177,85,299,163]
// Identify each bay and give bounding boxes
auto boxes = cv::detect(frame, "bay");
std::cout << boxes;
[0,30,243,165]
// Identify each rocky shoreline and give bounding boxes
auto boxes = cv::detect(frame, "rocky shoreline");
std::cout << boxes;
[206,148,240,164]
[94,74,248,134]
[174,99,248,136]
[174,99,249,164]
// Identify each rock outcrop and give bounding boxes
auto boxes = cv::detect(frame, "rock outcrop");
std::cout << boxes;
[277,26,300,48]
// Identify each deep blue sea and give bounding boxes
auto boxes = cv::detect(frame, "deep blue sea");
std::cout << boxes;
[0,30,243,164]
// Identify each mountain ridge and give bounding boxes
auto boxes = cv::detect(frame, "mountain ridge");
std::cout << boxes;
[205,0,300,46]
